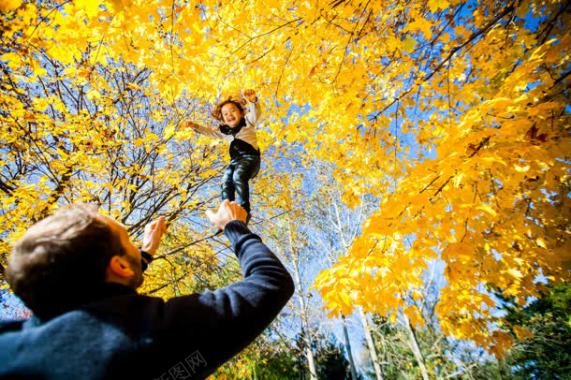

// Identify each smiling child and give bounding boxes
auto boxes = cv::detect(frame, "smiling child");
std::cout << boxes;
[185,90,261,224]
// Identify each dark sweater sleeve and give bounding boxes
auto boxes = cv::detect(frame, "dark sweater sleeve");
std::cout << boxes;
[161,221,295,374]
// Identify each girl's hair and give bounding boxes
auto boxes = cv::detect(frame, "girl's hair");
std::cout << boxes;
[212,98,245,121]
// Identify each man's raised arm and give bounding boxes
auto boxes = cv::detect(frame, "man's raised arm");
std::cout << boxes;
[159,201,294,377]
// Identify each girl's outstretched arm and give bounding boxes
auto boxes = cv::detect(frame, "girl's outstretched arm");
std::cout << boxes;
[243,90,261,125]
[184,120,225,139]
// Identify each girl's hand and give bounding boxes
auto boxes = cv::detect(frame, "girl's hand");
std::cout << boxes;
[185,120,200,130]
[243,89,257,103]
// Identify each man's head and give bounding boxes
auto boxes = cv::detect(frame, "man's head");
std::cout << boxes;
[212,99,245,128]
[6,204,144,318]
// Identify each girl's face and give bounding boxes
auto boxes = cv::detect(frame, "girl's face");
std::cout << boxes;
[221,102,243,128]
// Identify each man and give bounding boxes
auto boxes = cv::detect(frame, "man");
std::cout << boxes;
[0,200,294,379]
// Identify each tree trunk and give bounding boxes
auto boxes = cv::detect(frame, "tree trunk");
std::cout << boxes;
[341,315,359,380]
[288,223,319,380]
[295,267,318,380]
[359,309,383,380]
[403,315,430,380]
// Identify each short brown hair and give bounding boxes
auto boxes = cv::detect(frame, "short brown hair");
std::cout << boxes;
[6,204,125,318]
[211,98,245,121]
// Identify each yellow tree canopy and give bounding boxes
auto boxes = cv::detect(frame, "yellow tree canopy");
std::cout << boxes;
[1,0,569,356]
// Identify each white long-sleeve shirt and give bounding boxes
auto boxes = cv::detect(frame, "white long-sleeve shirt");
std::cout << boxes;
[194,100,261,151]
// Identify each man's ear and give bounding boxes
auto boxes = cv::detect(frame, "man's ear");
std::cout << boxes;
[108,255,135,279]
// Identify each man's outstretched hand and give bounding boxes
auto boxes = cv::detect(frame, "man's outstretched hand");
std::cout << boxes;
[206,200,247,231]
[141,216,167,255]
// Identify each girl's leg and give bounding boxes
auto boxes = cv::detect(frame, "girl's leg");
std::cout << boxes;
[221,162,236,202]
[232,155,261,215]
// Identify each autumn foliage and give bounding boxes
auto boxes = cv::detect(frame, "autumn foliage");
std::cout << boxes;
[1,0,569,357]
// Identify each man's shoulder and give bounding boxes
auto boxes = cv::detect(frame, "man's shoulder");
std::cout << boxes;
[0,319,26,334]
[82,292,165,316]
[0,296,168,340]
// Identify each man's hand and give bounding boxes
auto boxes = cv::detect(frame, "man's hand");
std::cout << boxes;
[206,200,247,231]
[243,89,257,103]
[141,216,167,255]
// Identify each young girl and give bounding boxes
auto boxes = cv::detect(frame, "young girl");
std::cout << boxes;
[185,90,261,224]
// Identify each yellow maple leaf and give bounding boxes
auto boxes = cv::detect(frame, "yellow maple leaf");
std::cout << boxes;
[0,0,21,12]
[428,0,450,13]
[403,37,417,53]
